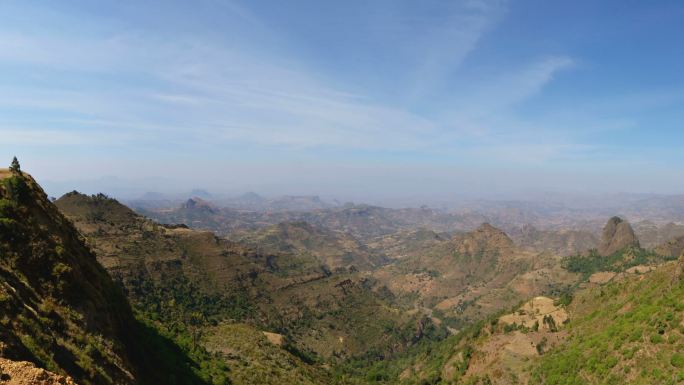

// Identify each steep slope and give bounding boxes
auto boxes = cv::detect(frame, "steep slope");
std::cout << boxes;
[532,256,684,384]
[392,253,684,385]
[597,216,640,256]
[55,192,434,366]
[0,168,213,385]
[55,191,282,299]
[202,323,325,385]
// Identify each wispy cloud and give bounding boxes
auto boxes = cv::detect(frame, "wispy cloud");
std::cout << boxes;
[405,0,508,100]
[1,31,446,149]
[0,1,587,164]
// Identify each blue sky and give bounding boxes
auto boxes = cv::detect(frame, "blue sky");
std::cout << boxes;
[1,0,684,200]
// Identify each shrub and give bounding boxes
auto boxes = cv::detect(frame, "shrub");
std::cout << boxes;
[650,334,664,344]
[671,353,684,368]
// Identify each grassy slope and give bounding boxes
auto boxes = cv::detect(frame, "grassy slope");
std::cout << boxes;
[342,248,684,385]
[532,261,684,385]
[0,169,217,385]
[203,323,330,385]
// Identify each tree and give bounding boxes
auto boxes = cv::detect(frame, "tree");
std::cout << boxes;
[9,157,20,173]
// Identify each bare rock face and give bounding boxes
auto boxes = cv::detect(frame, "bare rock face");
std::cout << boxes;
[0,358,77,385]
[597,217,640,256]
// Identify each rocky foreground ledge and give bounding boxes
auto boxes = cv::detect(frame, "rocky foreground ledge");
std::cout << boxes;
[0,358,76,385]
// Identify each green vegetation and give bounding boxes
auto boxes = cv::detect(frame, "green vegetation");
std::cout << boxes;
[9,156,20,173]
[12,161,684,385]
[56,189,439,383]
[202,323,329,385]
[332,306,520,385]
[531,266,684,384]
[334,326,478,385]
[562,246,676,279]
[0,170,219,385]
[134,313,231,385]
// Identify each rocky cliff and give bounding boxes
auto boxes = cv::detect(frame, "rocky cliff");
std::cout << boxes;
[597,216,639,256]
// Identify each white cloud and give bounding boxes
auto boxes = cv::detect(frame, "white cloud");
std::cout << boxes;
[401,0,508,100]
[0,1,584,160]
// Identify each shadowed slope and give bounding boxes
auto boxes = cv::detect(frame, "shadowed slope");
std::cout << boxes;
[0,168,212,385]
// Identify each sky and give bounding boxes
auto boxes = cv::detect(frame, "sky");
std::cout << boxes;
[1,0,684,202]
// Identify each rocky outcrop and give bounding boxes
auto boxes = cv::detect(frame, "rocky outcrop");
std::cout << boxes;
[597,217,639,256]
[182,197,218,213]
[0,358,76,385]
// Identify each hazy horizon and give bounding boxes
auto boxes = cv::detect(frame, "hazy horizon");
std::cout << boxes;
[3,0,684,199]
[33,172,684,212]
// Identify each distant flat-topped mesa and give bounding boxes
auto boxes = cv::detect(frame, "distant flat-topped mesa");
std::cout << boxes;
[597,216,640,256]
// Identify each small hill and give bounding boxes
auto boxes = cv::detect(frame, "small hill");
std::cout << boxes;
[222,192,266,210]
[182,197,219,212]
[597,216,640,256]
[451,223,515,259]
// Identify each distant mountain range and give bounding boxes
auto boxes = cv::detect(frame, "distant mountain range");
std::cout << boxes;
[5,165,684,385]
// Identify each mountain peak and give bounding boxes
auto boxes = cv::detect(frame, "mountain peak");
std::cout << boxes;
[452,223,514,257]
[55,191,138,226]
[476,222,505,234]
[182,196,216,210]
[597,216,639,256]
